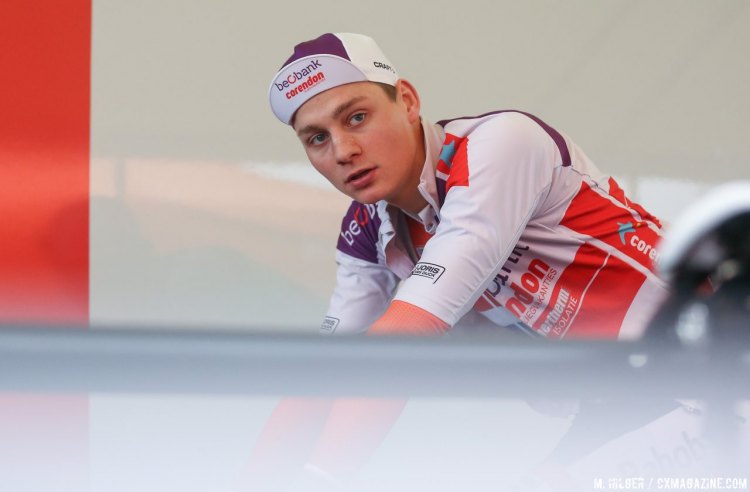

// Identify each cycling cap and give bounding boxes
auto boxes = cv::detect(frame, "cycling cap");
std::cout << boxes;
[269,33,399,125]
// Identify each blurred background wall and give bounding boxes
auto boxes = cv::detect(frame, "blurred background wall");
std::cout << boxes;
[6,0,750,329]
[92,0,750,179]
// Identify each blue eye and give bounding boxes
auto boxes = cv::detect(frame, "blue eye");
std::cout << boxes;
[350,113,366,125]
[309,133,328,146]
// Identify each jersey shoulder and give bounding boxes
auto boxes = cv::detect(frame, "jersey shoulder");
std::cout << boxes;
[437,110,572,167]
[432,110,571,201]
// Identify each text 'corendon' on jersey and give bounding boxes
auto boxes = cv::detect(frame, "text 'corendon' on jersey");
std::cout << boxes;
[505,258,555,319]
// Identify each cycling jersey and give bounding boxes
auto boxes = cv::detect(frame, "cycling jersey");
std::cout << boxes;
[321,111,669,339]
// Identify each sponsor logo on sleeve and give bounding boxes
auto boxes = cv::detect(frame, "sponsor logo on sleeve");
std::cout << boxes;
[410,262,445,283]
[321,316,340,333]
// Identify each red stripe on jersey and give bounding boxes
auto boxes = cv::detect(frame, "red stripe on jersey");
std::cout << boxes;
[607,177,662,228]
[406,216,433,256]
[534,243,608,338]
[561,181,660,272]
[436,134,470,192]
[436,134,459,175]
[474,297,493,312]
[564,253,647,339]
[474,291,502,312]
[446,138,470,192]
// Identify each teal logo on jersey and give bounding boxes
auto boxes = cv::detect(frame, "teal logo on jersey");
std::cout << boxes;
[438,141,457,167]
[617,222,636,245]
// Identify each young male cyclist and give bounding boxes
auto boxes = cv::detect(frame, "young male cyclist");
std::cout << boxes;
[247,32,673,489]
[269,32,668,338]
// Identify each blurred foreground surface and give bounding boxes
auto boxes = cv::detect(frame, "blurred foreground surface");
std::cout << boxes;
[0,327,747,492]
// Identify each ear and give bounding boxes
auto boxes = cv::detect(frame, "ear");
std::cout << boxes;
[395,79,421,124]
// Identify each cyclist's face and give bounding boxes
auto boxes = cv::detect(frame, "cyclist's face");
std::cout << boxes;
[293,80,426,213]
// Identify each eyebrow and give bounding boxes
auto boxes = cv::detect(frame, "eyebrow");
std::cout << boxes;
[295,96,368,137]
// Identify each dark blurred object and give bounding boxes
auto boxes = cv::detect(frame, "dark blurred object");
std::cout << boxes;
[644,181,750,475]
[647,181,750,346]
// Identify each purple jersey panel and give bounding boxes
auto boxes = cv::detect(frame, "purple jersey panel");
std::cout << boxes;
[336,201,381,264]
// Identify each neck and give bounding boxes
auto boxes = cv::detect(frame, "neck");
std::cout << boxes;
[395,194,428,216]
[392,120,428,215]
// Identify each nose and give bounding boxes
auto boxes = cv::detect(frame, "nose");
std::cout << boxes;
[332,133,361,165]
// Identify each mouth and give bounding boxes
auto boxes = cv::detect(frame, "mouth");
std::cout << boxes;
[346,167,375,185]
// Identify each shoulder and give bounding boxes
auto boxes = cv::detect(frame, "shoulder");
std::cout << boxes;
[439,111,553,143]
[438,110,571,166]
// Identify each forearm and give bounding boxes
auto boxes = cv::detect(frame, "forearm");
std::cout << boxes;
[369,300,450,336]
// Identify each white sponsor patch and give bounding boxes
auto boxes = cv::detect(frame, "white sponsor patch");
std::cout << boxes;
[320,316,340,333]
[410,262,445,283]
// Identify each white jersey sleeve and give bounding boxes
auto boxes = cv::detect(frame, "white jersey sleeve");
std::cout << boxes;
[394,112,559,326]
[321,201,400,335]
[321,251,399,335]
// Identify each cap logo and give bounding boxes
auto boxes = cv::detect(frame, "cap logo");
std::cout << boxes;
[285,71,326,100]
[273,59,323,92]
[373,61,396,74]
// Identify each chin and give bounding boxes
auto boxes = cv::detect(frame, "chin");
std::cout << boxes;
[350,188,385,205]
[352,195,380,205]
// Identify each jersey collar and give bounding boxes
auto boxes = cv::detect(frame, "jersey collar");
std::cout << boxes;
[411,118,444,234]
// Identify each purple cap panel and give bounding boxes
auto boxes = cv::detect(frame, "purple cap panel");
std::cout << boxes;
[282,33,351,69]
